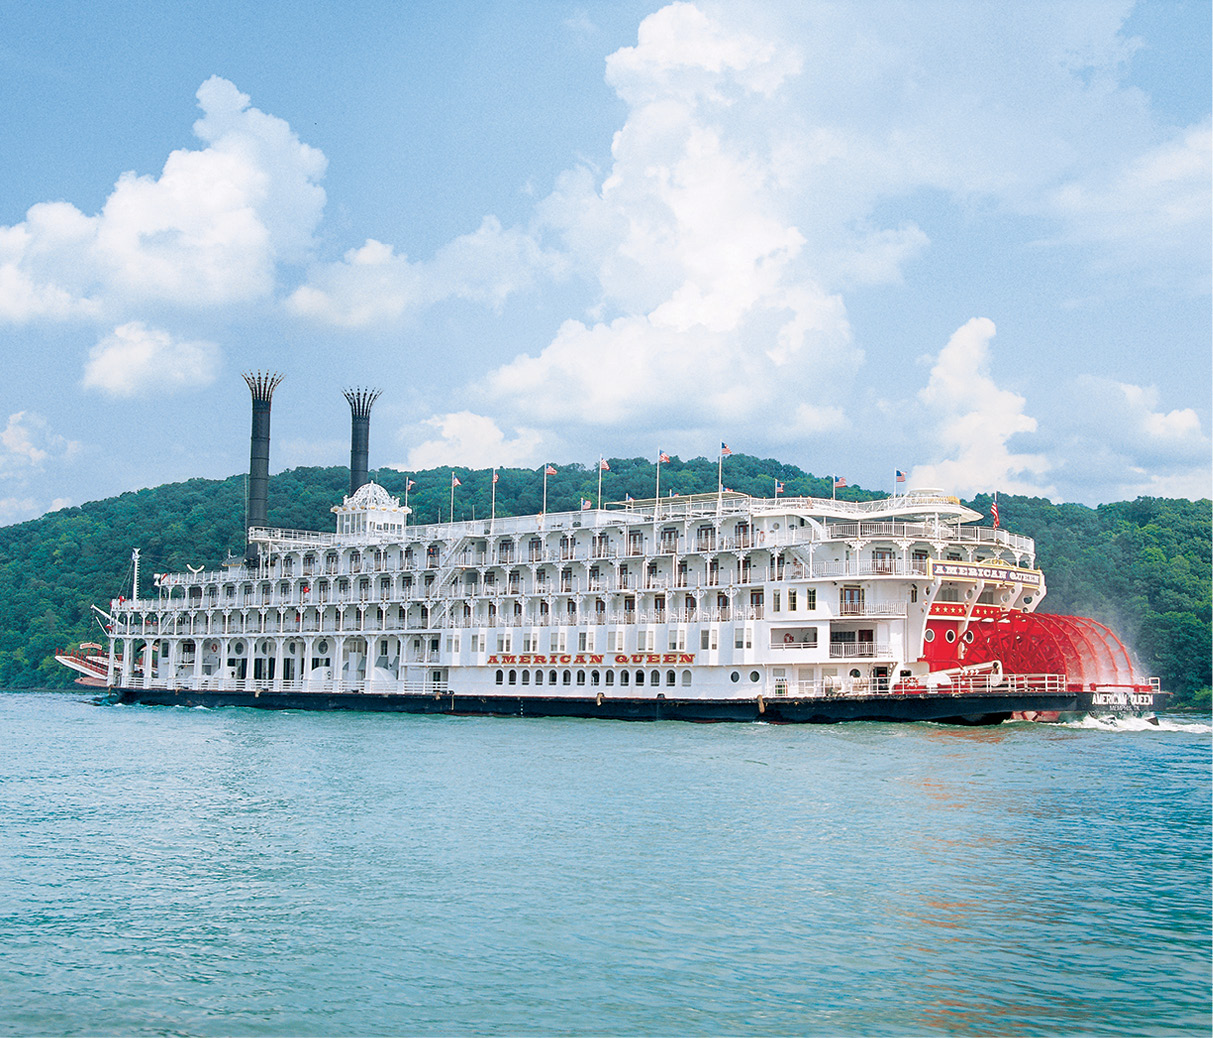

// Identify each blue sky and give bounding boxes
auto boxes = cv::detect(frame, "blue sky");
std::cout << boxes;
[0,0,1208,523]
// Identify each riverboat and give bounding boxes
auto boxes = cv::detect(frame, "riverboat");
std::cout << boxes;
[75,374,1164,724]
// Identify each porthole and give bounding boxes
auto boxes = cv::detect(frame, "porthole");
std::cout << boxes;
[850,669,862,679]
[731,671,741,683]
[749,671,761,683]
[923,629,935,643]
[318,639,329,654]
[944,629,957,643]
[964,631,975,643]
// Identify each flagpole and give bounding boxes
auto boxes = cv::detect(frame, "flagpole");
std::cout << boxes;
[542,465,548,516]
[450,473,456,521]
[832,475,836,501]
[717,449,723,513]
[597,459,603,510]
[491,468,497,532]
[655,454,661,515]
[403,478,410,523]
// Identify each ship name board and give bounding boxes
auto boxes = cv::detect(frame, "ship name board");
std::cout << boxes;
[928,560,1043,587]
[487,652,696,666]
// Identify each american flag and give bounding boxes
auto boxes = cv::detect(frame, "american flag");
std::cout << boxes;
[720,442,732,456]
[774,480,784,495]
[834,476,847,488]
[451,473,461,487]
[658,451,670,463]
[600,458,610,471]
[406,478,416,490]
[544,464,557,475]
[492,471,499,483]
[581,499,591,510]
[896,470,906,483]
[991,496,1000,529]
[625,493,634,502]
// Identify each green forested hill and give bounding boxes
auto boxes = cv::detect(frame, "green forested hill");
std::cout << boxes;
[2,457,1208,707]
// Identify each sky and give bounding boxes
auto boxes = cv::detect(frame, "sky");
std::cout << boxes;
[0,0,1209,524]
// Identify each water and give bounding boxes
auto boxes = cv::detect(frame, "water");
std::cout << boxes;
[1,692,1209,1037]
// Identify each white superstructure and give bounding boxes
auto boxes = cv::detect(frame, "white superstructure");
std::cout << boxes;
[105,483,1051,701]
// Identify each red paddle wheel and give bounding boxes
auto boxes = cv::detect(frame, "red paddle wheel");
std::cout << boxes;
[954,612,1140,687]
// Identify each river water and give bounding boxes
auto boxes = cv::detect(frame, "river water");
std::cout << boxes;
[1,691,1208,1036]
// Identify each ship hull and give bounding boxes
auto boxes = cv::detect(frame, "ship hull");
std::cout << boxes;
[111,685,1094,725]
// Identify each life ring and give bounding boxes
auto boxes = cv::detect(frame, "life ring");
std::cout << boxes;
[208,642,218,653]
[759,532,765,544]
[783,633,794,644]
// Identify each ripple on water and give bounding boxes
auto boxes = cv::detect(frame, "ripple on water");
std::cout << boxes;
[0,691,1208,1037]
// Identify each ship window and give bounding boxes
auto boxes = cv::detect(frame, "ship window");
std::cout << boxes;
[666,670,675,686]
[495,669,503,685]
[619,670,629,686]
[923,629,935,643]
[521,670,530,685]
[750,671,761,683]
[576,671,586,686]
[730,671,740,683]
[562,670,572,686]
[850,669,862,679]
[964,631,975,643]
[549,670,557,685]
[635,670,645,686]
[605,671,614,686]
[681,670,691,686]
[535,670,544,686]
[508,670,517,685]
[944,629,957,643]
[650,670,660,686]
[590,670,600,686]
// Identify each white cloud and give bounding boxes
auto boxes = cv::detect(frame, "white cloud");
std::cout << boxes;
[0,76,326,323]
[81,322,220,398]
[467,4,857,450]
[0,411,79,479]
[909,318,1053,496]
[402,411,547,471]
[0,497,40,524]
[1048,121,1212,284]
[288,217,555,328]
[1044,376,1211,501]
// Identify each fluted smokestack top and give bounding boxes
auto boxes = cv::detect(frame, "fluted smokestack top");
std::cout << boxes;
[343,386,381,419]
[244,371,284,403]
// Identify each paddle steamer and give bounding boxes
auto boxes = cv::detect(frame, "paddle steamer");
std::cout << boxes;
[66,374,1163,724]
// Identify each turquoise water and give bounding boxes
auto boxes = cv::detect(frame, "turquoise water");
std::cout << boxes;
[1,692,1209,1037]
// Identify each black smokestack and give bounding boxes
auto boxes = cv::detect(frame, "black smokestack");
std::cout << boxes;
[243,371,283,562]
[344,387,382,496]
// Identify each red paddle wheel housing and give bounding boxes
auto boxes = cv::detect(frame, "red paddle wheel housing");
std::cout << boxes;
[923,613,1141,688]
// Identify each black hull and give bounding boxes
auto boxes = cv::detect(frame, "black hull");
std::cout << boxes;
[110,687,1096,725]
